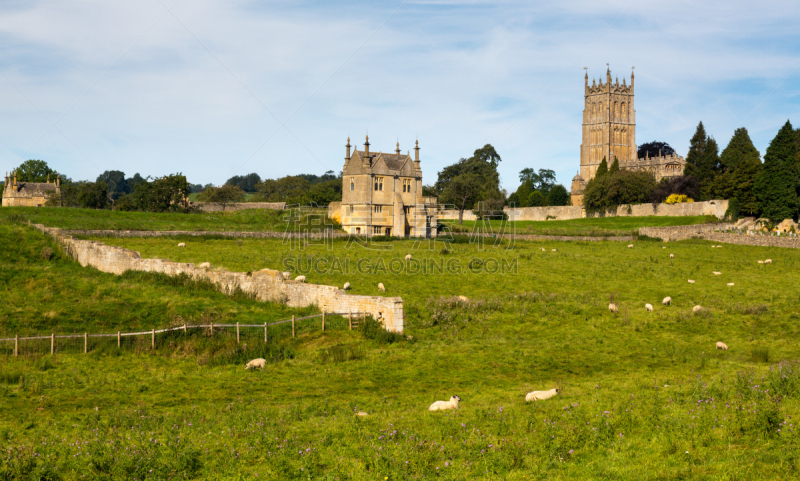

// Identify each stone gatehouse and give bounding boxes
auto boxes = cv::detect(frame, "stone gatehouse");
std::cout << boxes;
[2,171,61,207]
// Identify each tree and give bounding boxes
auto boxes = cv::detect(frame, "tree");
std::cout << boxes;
[584,170,656,214]
[595,157,608,178]
[720,128,760,172]
[440,170,484,224]
[650,176,700,203]
[14,159,59,182]
[48,181,110,209]
[754,120,798,222]
[609,157,620,175]
[683,122,722,200]
[527,190,545,206]
[96,170,129,200]
[547,184,570,206]
[471,144,502,169]
[436,144,503,224]
[226,173,261,192]
[197,184,247,210]
[116,174,190,212]
[710,128,762,213]
[637,141,676,159]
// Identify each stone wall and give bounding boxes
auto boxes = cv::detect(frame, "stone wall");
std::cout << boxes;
[504,199,728,222]
[504,205,583,221]
[438,210,477,222]
[639,223,800,248]
[189,202,286,212]
[33,224,405,332]
[63,230,347,239]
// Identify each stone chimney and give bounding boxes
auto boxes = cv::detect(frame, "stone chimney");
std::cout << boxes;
[414,139,421,172]
[345,137,351,161]
[395,141,400,155]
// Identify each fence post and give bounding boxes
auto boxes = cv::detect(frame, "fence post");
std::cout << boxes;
[84,333,87,354]
[14,335,18,356]
[236,322,240,344]
[183,324,187,335]
[292,315,295,338]
[151,329,155,349]
[348,311,352,330]
[322,312,325,332]
[51,333,54,355]
[117,331,121,348]
[264,322,268,343]
[210,322,213,336]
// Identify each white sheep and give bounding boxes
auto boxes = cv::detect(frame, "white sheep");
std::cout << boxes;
[692,305,703,313]
[645,303,654,312]
[765,259,772,264]
[541,247,546,252]
[662,246,666,249]
[727,283,735,286]
[378,282,386,291]
[282,271,291,278]
[608,303,618,313]
[662,296,671,306]
[295,275,306,283]
[198,262,211,269]
[552,248,557,252]
[245,358,266,370]
[343,282,351,290]
[405,254,412,261]
[177,242,186,248]
[688,279,695,284]
[758,260,764,264]
[716,341,728,350]
[429,395,461,412]
[525,388,560,402]
[458,295,469,302]
[355,411,369,417]
[716,245,722,248]
[627,244,634,248]
[669,254,675,259]
[713,271,721,275]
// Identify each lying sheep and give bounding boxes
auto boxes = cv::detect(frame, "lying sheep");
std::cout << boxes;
[378,282,386,291]
[295,275,306,283]
[645,303,654,312]
[669,254,675,259]
[198,262,211,269]
[716,341,728,350]
[458,295,469,302]
[727,283,735,286]
[355,411,369,417]
[343,282,351,290]
[525,388,560,402]
[552,249,557,252]
[405,254,412,261]
[713,271,721,275]
[765,259,772,264]
[688,279,695,284]
[627,244,634,248]
[177,243,186,248]
[692,305,703,313]
[429,395,461,412]
[608,303,618,313]
[662,296,671,306]
[245,358,267,370]
[758,260,764,264]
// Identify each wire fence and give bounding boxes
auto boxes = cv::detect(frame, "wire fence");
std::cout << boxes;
[0,311,368,358]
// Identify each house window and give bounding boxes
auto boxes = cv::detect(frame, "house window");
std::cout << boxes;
[349,205,354,214]
[373,226,382,234]
[385,227,391,236]
[374,176,383,191]
[374,205,382,213]
[403,206,411,215]
[356,227,361,234]
[402,179,411,193]
[350,177,354,191]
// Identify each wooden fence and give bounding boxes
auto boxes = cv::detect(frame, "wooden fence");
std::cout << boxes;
[0,311,368,357]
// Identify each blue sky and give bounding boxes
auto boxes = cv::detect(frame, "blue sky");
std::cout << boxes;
[0,0,798,192]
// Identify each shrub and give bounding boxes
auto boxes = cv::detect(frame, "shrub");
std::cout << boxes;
[665,194,694,204]
[360,317,404,344]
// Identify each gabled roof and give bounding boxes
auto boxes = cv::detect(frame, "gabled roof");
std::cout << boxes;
[6,182,58,197]
[348,149,415,175]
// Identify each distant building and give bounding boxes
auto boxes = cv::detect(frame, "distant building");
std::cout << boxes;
[2,171,61,207]
[338,136,438,237]
[571,68,686,206]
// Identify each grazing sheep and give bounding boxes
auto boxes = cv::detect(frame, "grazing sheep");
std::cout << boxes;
[608,303,618,313]
[727,283,735,286]
[282,271,291,278]
[758,260,764,264]
[765,259,772,264]
[405,254,412,261]
[713,271,721,275]
[177,243,186,248]
[688,279,695,284]
[716,245,723,248]
[343,282,350,290]
[669,254,675,259]
[541,247,546,252]
[551,249,557,252]
[525,388,560,402]
[627,244,634,248]
[245,358,267,370]
[378,282,386,291]
[295,275,306,283]
[716,341,729,350]
[355,411,369,417]
[692,305,703,313]
[458,295,469,302]
[198,262,211,269]
[662,296,671,306]
[645,303,654,312]
[429,395,461,412]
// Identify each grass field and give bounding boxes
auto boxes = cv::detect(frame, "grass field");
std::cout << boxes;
[3,217,800,479]
[452,215,719,236]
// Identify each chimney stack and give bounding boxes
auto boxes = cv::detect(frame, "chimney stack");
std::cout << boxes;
[345,137,351,161]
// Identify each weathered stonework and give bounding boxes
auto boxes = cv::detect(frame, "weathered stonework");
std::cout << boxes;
[502,199,728,221]
[33,224,405,332]
[189,202,286,212]
[2,171,61,207]
[639,223,800,248]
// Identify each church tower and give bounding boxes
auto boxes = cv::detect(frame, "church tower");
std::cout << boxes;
[579,68,636,181]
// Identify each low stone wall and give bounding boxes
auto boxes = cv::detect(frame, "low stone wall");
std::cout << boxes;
[504,205,582,221]
[190,202,286,212]
[439,210,477,222]
[33,224,404,332]
[504,199,728,221]
[639,223,800,248]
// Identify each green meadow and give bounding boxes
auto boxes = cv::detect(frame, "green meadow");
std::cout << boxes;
[2,215,800,479]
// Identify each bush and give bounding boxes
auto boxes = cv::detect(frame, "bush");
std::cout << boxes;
[665,194,693,204]
[725,198,740,221]
[360,317,404,344]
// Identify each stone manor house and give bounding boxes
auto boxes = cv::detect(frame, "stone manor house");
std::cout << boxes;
[2,171,61,207]
[336,136,439,237]
[570,69,686,206]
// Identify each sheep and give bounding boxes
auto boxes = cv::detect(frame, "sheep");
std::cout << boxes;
[343,282,350,290]
[177,242,186,248]
[198,262,211,269]
[541,247,546,252]
[645,303,654,312]
[355,411,369,417]
[282,271,291,278]
[758,260,764,264]
[727,283,735,286]
[458,295,469,302]
[245,358,267,370]
[713,271,721,275]
[608,303,618,313]
[688,279,695,284]
[692,305,703,313]
[551,249,557,252]
[525,388,560,402]
[669,254,675,259]
[378,282,386,291]
[662,296,671,306]
[429,395,461,412]
[627,244,634,248]
[405,254,412,261]
[716,245,723,248]
[716,341,729,350]
[295,275,306,283]
[764,259,772,264]
[662,246,666,249]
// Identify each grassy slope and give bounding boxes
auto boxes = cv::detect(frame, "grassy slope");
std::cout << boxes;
[3,222,800,479]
